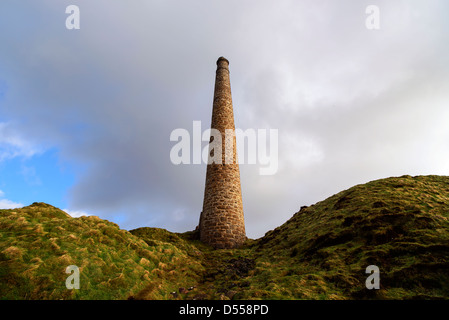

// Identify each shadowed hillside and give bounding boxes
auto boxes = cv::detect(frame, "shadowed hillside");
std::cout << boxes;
[251,175,449,299]
[1,175,448,299]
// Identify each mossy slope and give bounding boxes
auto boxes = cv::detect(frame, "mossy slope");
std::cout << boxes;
[252,175,449,299]
[1,175,449,299]
[0,203,204,299]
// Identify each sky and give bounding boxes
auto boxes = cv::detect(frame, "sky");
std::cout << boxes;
[0,0,449,238]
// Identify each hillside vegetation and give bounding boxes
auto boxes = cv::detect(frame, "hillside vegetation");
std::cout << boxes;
[1,175,449,299]
[0,203,204,299]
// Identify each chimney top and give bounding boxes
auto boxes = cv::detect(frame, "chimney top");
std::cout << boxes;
[217,56,229,65]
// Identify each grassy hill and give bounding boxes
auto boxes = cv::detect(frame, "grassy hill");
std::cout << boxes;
[1,175,449,299]
[0,203,204,299]
[250,175,449,299]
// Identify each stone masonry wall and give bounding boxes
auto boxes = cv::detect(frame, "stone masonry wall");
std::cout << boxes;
[199,57,246,249]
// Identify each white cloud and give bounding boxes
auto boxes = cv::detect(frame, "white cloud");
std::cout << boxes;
[0,199,23,209]
[0,122,42,161]
[62,209,91,218]
[0,190,23,209]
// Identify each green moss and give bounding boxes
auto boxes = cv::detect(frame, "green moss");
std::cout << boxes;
[249,175,449,299]
[1,175,449,299]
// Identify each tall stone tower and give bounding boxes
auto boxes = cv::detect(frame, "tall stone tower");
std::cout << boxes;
[199,57,246,249]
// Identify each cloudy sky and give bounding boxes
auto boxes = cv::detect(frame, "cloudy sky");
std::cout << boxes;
[1,0,448,238]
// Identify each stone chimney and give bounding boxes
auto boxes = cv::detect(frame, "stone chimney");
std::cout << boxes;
[199,57,246,249]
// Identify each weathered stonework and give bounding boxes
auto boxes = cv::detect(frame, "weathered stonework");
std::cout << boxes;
[199,57,246,249]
